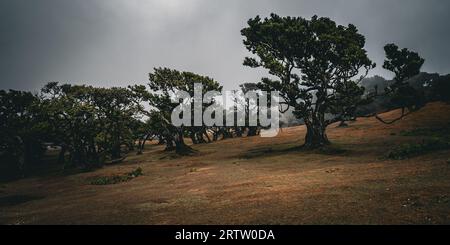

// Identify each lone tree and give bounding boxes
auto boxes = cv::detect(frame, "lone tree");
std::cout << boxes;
[241,14,375,148]
[375,43,425,124]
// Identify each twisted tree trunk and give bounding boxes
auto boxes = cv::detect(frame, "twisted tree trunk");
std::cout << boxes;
[304,119,330,149]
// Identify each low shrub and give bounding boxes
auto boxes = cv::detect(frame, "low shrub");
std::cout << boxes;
[90,167,143,185]
[400,125,450,138]
[387,139,450,160]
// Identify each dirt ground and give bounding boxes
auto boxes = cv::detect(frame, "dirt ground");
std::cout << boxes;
[1,102,449,225]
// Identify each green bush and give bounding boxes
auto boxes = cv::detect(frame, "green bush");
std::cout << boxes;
[400,126,450,138]
[90,167,143,185]
[387,139,450,160]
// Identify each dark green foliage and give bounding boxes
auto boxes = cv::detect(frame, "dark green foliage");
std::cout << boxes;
[400,126,450,138]
[383,44,426,112]
[430,75,450,102]
[90,167,143,185]
[369,44,426,125]
[358,72,450,117]
[330,80,372,125]
[40,83,144,169]
[387,139,450,160]
[389,125,450,160]
[241,14,375,148]
[0,90,48,179]
[383,44,425,84]
[134,67,222,155]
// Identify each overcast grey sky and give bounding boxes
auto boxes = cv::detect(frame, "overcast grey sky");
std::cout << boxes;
[1,0,449,91]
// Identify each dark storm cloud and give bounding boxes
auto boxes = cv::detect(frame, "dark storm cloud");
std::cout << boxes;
[1,0,449,92]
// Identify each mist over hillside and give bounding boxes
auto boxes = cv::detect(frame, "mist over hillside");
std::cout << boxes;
[357,72,446,115]
[279,72,449,127]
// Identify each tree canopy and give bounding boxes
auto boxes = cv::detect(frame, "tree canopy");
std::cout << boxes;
[242,14,375,148]
[375,44,425,124]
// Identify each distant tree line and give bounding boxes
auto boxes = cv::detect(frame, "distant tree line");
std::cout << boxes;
[1,14,450,179]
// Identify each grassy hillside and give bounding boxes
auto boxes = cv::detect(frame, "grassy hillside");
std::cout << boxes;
[1,102,450,224]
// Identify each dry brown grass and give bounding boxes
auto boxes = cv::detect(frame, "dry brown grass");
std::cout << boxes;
[1,102,450,224]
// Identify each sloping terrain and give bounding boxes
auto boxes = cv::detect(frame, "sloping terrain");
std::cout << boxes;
[1,102,449,225]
